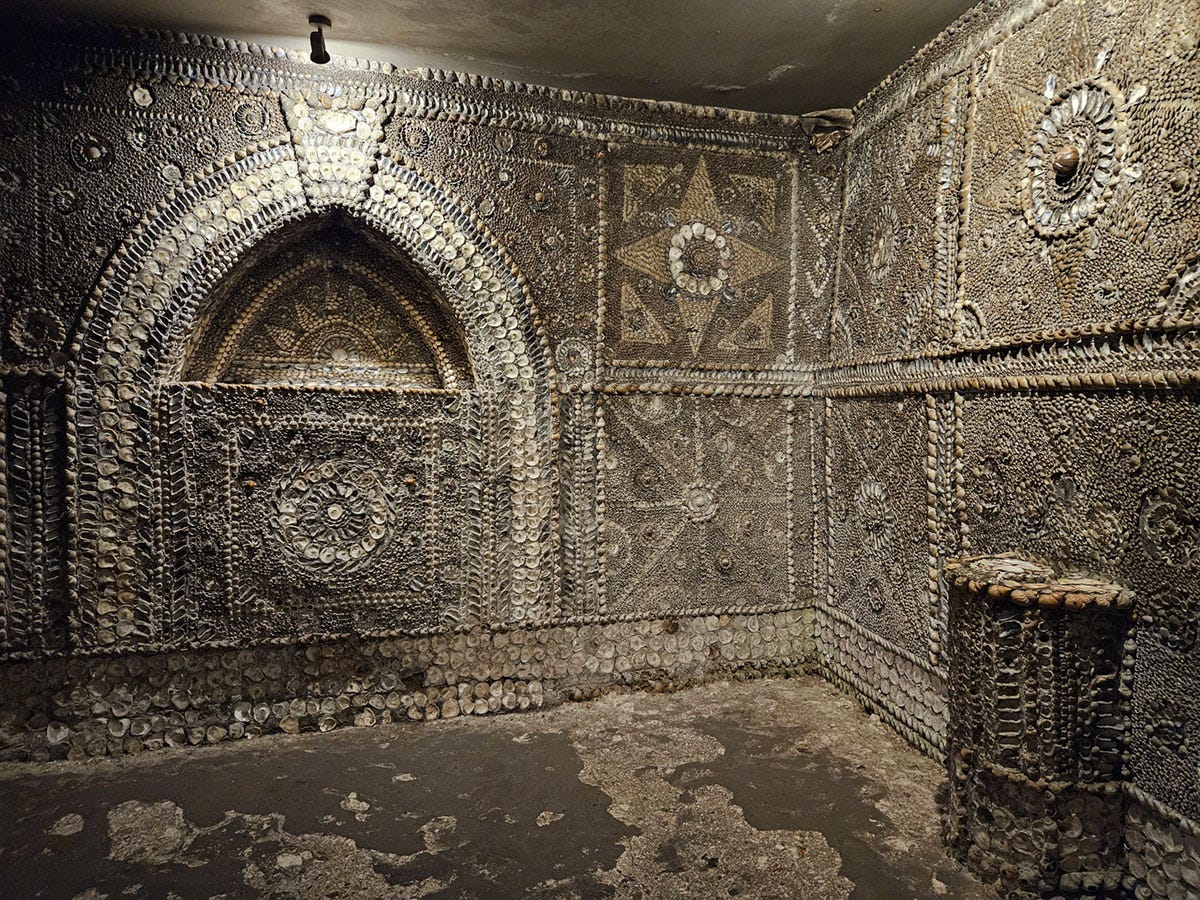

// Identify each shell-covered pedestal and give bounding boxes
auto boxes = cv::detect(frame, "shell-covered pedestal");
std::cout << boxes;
[943,555,1136,898]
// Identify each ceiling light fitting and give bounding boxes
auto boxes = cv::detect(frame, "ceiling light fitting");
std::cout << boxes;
[309,15,332,65]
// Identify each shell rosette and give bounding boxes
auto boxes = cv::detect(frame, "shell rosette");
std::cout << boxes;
[1024,79,1126,238]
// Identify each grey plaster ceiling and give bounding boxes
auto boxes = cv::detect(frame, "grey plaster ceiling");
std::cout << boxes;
[16,0,981,114]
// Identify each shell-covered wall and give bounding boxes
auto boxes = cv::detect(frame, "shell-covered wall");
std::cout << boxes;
[822,0,1200,893]
[0,22,832,757]
[4,2,1200,893]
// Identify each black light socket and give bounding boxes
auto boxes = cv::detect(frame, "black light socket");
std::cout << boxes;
[309,15,332,64]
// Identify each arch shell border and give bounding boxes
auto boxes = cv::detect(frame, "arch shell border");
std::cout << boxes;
[67,129,558,649]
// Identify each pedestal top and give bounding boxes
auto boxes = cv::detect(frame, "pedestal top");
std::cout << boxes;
[944,554,1134,611]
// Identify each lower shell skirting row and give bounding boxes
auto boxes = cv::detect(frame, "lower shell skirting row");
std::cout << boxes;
[0,601,943,763]
[0,608,815,761]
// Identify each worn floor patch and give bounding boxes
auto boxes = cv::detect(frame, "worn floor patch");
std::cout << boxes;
[0,677,993,899]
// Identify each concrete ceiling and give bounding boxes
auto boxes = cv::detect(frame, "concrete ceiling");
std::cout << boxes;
[16,0,980,115]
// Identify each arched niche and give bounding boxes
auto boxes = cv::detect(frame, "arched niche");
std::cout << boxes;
[164,213,479,639]
[67,146,556,648]
[180,212,472,391]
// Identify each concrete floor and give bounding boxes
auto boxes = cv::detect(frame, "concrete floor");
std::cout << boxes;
[0,677,993,899]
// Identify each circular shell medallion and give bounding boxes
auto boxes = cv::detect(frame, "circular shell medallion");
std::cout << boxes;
[271,459,395,580]
[1025,80,1125,238]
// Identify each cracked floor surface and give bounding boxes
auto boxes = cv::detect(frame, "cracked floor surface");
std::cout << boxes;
[0,676,994,899]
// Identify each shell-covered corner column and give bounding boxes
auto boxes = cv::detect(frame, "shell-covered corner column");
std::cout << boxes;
[942,555,1136,898]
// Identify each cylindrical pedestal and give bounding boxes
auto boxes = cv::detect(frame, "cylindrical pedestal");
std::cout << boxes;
[943,555,1135,898]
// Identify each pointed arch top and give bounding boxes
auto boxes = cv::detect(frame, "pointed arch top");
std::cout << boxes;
[177,212,475,391]
[71,141,555,396]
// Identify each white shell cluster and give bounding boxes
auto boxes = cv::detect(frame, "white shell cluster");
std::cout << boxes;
[667,221,731,296]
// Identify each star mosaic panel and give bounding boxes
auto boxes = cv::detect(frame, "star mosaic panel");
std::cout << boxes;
[603,149,793,368]
[601,395,793,615]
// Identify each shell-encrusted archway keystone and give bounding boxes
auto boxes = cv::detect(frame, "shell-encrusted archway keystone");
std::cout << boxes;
[69,88,555,649]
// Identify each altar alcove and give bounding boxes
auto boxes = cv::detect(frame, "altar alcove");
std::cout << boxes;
[158,214,476,639]
[180,214,472,390]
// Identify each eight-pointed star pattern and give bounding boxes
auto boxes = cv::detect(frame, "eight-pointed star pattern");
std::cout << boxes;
[615,157,784,356]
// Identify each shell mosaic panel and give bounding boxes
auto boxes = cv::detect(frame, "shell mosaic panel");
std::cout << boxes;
[823,397,933,660]
[603,149,794,369]
[832,78,965,362]
[960,0,1200,341]
[601,395,794,615]
[557,392,603,618]
[173,385,470,641]
[793,151,843,365]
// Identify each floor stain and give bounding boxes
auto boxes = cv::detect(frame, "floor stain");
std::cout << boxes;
[670,719,986,898]
[0,677,993,899]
